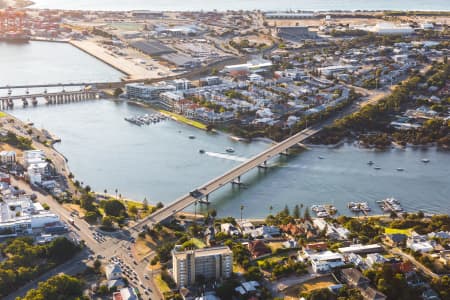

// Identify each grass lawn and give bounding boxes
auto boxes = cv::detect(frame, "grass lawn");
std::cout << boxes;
[190,238,206,249]
[160,110,207,130]
[154,274,171,294]
[268,242,285,252]
[384,227,413,236]
[284,275,336,297]
[256,255,287,267]
[0,111,7,118]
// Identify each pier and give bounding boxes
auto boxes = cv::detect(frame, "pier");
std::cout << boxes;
[0,89,100,109]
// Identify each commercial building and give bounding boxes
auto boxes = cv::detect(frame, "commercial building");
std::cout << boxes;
[0,194,60,236]
[172,246,232,287]
[125,83,175,101]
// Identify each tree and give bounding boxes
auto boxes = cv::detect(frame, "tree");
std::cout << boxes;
[93,259,101,271]
[113,88,123,97]
[84,211,98,223]
[283,204,290,216]
[240,205,244,222]
[19,274,83,300]
[102,199,126,217]
[102,216,113,228]
[143,197,149,211]
[304,206,311,220]
[293,204,300,219]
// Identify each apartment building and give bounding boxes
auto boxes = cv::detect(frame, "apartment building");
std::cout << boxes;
[172,246,232,287]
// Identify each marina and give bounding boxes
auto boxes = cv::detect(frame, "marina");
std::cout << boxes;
[347,202,371,215]
[311,204,338,218]
[377,197,404,215]
[124,113,167,126]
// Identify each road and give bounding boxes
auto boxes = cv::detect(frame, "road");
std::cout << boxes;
[4,250,90,300]
[9,177,161,300]
[391,248,440,280]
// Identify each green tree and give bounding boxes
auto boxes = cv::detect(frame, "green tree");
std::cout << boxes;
[19,274,83,300]
[102,199,126,217]
[293,204,300,219]
[101,216,114,228]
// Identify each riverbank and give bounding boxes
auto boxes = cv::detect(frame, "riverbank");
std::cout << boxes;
[159,109,208,131]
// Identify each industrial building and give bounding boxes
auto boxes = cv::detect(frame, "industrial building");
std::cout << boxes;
[130,40,176,56]
[172,245,233,287]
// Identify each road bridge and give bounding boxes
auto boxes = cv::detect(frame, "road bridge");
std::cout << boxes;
[134,126,320,231]
[0,89,100,109]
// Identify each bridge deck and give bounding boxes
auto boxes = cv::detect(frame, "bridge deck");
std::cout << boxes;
[135,126,320,230]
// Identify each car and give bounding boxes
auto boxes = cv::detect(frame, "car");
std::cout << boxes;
[144,274,149,280]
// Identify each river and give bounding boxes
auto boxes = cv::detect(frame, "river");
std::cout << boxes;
[30,0,450,12]
[3,41,450,218]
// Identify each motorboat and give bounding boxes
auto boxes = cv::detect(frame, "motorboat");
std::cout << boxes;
[199,149,205,154]
[367,161,374,165]
[225,147,235,153]
[374,166,381,170]
[189,135,196,139]
[421,158,430,163]
[397,168,404,171]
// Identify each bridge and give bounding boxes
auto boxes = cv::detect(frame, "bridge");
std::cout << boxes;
[0,82,125,90]
[0,89,100,109]
[133,126,320,231]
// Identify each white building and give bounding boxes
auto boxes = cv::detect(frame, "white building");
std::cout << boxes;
[370,23,414,35]
[0,194,59,236]
[407,234,434,253]
[125,83,175,101]
[105,263,123,280]
[0,151,16,164]
[304,250,345,273]
[172,246,232,287]
[220,223,240,236]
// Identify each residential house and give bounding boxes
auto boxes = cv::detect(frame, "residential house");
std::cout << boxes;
[105,263,123,281]
[248,240,271,258]
[383,234,407,247]
[360,286,387,300]
[341,268,370,288]
[365,253,387,268]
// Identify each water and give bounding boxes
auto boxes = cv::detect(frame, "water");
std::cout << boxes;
[3,41,450,218]
[10,100,269,205]
[0,41,123,86]
[31,0,450,12]
[10,101,450,218]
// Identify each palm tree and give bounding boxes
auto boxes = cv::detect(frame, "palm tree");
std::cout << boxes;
[240,205,244,222]
[104,189,107,198]
[194,200,198,220]
[115,188,118,200]
[269,205,273,215]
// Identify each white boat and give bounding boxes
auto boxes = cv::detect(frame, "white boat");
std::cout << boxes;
[421,159,430,163]
[225,147,235,153]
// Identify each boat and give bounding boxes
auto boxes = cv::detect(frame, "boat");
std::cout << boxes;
[396,168,404,171]
[225,147,235,153]
[189,135,196,139]
[367,161,374,165]
[374,166,381,170]
[199,149,205,154]
[421,159,430,163]
[318,156,324,159]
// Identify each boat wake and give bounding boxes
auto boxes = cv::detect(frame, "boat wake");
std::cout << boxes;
[205,151,248,162]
